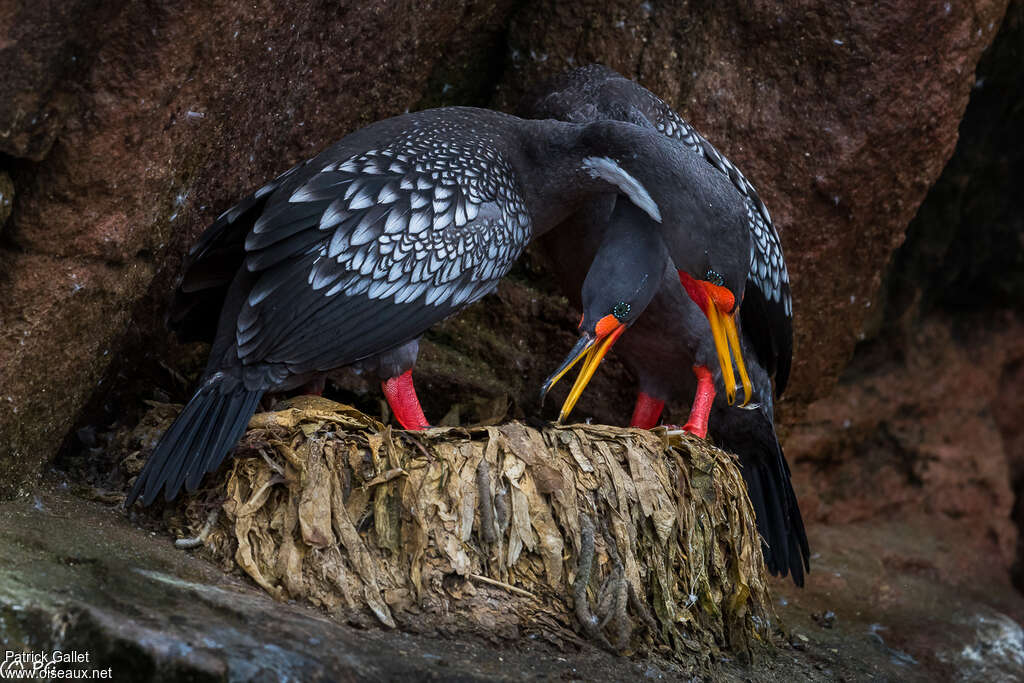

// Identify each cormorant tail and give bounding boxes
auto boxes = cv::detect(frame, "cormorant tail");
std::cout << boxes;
[125,374,263,507]
[737,440,810,587]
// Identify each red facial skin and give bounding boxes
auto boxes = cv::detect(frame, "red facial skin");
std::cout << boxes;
[678,270,710,314]
[677,270,735,315]
[381,369,430,430]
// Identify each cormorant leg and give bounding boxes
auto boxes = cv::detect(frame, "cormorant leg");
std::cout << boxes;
[681,365,715,439]
[301,376,326,396]
[629,392,665,429]
[381,369,431,430]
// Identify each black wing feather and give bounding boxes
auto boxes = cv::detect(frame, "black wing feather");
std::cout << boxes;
[168,161,310,342]
[228,141,529,386]
[739,282,793,397]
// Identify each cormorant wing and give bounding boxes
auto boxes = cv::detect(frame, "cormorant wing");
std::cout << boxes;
[168,160,311,342]
[231,142,532,384]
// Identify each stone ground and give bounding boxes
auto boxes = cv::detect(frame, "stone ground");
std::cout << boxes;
[4,485,1022,681]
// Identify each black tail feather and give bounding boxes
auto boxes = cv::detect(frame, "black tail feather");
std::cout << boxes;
[741,463,776,571]
[712,406,810,587]
[737,442,810,587]
[187,390,262,494]
[176,390,227,495]
[126,375,263,507]
[184,391,232,492]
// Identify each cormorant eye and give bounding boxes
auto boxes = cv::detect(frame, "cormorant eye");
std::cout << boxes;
[705,269,724,287]
[612,301,631,321]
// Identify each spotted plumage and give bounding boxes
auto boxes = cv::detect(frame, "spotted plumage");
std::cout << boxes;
[247,121,530,309]
[223,116,534,383]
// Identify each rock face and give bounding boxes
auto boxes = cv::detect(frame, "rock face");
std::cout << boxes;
[0,0,1011,503]
[784,0,1024,591]
[786,313,1024,570]
[0,0,520,496]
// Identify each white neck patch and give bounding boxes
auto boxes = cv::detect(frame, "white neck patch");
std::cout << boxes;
[581,156,662,223]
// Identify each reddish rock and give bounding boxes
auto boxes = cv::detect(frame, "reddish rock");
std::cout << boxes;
[785,311,1024,570]
[781,1,1024,594]
[0,0,116,160]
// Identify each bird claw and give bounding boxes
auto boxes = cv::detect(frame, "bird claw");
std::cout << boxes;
[661,422,706,439]
[680,421,707,439]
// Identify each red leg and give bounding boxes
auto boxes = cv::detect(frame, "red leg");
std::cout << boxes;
[682,365,715,439]
[301,376,326,396]
[629,392,665,429]
[381,369,430,430]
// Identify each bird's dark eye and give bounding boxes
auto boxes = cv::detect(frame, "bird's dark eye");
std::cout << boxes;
[705,269,724,287]
[612,301,631,321]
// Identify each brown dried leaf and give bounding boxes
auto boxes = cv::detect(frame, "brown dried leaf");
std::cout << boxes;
[625,438,676,544]
[298,437,335,548]
[167,399,775,666]
[502,422,564,493]
[329,466,395,628]
[519,470,564,587]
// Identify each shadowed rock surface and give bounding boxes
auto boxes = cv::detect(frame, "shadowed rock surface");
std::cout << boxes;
[5,488,1024,681]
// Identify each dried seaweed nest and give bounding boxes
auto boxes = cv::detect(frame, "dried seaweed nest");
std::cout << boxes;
[166,396,775,669]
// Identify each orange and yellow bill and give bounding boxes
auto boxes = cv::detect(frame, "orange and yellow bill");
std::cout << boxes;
[703,284,752,406]
[540,321,626,424]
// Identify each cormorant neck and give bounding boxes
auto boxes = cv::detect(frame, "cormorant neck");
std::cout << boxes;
[515,118,668,238]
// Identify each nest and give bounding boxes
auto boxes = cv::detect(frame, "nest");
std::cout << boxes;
[169,396,774,670]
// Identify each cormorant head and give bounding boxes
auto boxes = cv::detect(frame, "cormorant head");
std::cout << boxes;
[676,264,752,407]
[575,121,755,406]
[540,210,667,423]
[656,156,754,407]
